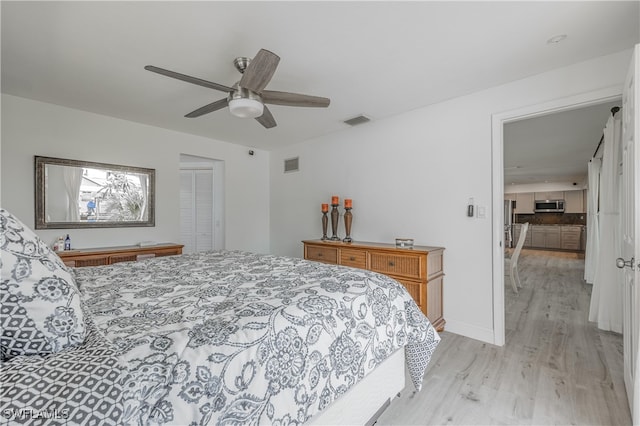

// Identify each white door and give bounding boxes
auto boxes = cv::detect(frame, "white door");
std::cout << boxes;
[180,169,214,254]
[619,44,640,422]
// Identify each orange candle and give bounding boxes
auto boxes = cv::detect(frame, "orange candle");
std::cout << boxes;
[344,199,352,209]
[321,203,329,213]
[331,196,339,205]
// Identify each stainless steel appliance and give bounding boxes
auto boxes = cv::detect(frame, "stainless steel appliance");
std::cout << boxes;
[504,199,515,248]
[534,199,565,213]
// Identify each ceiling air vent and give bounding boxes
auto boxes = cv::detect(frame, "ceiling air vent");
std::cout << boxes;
[344,115,371,126]
[284,157,299,173]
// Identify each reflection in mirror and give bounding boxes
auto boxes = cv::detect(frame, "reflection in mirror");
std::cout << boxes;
[35,156,155,229]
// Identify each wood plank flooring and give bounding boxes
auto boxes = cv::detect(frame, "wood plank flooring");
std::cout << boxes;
[377,249,631,425]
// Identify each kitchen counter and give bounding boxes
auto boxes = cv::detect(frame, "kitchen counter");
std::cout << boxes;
[512,224,585,251]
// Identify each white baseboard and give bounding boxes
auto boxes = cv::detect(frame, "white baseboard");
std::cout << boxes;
[444,319,495,344]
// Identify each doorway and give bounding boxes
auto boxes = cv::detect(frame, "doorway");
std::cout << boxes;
[491,87,623,346]
[501,102,619,299]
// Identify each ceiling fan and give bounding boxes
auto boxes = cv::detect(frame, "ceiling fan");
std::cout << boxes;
[144,49,330,129]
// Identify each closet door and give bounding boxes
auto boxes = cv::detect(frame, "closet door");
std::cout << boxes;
[180,169,214,254]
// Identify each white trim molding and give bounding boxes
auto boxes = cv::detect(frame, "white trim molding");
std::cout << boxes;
[491,85,623,346]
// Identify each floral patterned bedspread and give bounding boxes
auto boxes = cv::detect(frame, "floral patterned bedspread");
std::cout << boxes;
[72,250,439,425]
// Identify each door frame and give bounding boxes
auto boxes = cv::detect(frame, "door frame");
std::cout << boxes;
[490,86,623,346]
[179,154,226,252]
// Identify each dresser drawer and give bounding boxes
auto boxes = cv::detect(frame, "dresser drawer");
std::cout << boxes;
[110,254,139,264]
[340,249,367,269]
[370,253,422,279]
[73,256,110,267]
[395,278,423,310]
[305,245,338,264]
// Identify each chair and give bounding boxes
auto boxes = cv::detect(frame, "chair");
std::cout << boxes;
[506,222,529,293]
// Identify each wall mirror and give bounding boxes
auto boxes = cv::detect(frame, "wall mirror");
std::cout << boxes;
[35,156,155,229]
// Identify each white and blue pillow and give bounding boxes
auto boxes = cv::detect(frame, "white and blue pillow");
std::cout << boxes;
[1,208,86,359]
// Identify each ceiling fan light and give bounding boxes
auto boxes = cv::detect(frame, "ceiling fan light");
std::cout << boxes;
[228,98,264,118]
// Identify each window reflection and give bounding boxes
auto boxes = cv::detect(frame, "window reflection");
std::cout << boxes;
[35,156,155,229]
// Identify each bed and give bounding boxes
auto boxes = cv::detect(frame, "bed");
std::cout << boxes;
[1,209,440,425]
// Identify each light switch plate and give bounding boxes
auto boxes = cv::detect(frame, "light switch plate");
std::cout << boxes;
[477,206,486,219]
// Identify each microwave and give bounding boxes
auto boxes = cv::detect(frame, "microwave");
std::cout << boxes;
[534,200,565,213]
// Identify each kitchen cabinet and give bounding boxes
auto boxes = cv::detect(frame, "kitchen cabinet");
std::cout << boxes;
[561,226,582,250]
[504,193,516,200]
[564,190,585,213]
[514,192,535,214]
[515,225,584,251]
[531,226,561,249]
[534,191,564,201]
[531,228,544,247]
[512,224,532,247]
[547,230,561,249]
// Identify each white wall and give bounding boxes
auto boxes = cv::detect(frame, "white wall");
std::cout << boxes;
[270,49,632,343]
[1,94,270,253]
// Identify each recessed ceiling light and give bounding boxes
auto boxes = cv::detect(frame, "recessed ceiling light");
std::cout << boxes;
[547,34,567,44]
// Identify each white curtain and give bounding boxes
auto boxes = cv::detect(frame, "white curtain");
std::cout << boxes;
[137,174,148,221]
[63,167,83,222]
[584,158,601,284]
[589,114,623,332]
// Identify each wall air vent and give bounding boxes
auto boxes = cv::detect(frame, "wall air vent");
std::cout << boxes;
[344,115,371,126]
[284,157,299,173]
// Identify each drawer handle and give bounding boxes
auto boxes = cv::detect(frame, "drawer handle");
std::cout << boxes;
[349,256,356,261]
[388,261,395,267]
[317,253,323,257]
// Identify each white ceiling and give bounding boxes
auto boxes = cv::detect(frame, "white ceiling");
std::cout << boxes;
[2,2,639,183]
[504,99,622,186]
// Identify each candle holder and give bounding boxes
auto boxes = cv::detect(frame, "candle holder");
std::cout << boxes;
[343,207,353,242]
[321,210,329,240]
[330,203,340,241]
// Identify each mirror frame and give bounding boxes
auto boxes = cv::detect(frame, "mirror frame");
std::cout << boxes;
[35,156,156,229]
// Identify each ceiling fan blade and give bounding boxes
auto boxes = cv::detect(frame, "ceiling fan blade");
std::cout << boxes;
[239,49,280,93]
[255,105,277,129]
[184,98,229,118]
[262,90,330,108]
[145,65,232,93]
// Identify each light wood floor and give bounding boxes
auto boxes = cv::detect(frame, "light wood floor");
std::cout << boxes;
[377,249,631,425]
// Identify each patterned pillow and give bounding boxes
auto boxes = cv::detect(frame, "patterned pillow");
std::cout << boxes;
[0,208,86,359]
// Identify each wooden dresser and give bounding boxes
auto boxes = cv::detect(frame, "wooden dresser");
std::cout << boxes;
[57,243,184,267]
[303,240,445,331]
